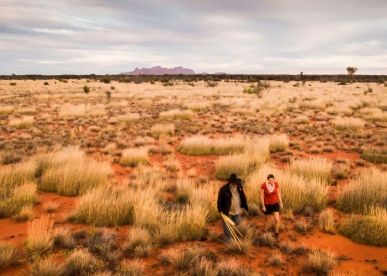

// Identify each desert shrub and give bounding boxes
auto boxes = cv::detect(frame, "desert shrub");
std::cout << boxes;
[25,215,54,259]
[53,227,76,250]
[339,207,387,246]
[116,260,145,276]
[150,123,175,137]
[63,249,103,276]
[159,109,194,120]
[10,82,16,86]
[226,234,253,255]
[361,149,387,164]
[40,150,111,196]
[178,135,246,156]
[319,209,335,233]
[83,85,90,93]
[0,243,20,269]
[337,169,387,214]
[123,227,153,258]
[120,147,149,167]
[290,157,332,183]
[8,116,34,128]
[31,257,64,276]
[269,134,289,153]
[303,249,336,275]
[246,165,328,213]
[332,117,364,132]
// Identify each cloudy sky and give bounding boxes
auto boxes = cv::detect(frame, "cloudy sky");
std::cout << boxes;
[0,0,386,74]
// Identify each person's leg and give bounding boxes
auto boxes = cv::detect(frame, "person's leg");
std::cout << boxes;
[223,220,231,240]
[231,214,241,225]
[274,212,280,234]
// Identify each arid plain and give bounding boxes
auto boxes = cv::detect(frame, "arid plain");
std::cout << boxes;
[0,79,386,275]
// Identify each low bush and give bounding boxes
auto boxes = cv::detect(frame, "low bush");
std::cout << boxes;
[8,116,34,128]
[123,227,153,258]
[150,123,175,137]
[332,117,364,132]
[269,134,289,153]
[159,109,194,120]
[31,257,64,276]
[62,249,103,275]
[361,149,387,164]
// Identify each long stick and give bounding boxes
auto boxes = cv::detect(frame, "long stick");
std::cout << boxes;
[224,220,242,249]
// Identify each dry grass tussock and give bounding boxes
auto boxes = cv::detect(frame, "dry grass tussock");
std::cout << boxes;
[0,105,14,115]
[319,209,335,233]
[215,138,270,180]
[73,171,209,243]
[38,147,112,196]
[0,243,20,269]
[150,123,175,137]
[246,165,328,213]
[59,103,106,117]
[337,168,386,214]
[332,116,365,132]
[25,215,54,259]
[339,207,387,246]
[290,157,332,183]
[269,134,289,153]
[115,113,140,123]
[159,108,194,120]
[8,116,34,128]
[303,249,336,275]
[120,147,149,167]
[178,135,247,155]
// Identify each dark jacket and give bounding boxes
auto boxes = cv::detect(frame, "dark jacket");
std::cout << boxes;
[217,182,248,216]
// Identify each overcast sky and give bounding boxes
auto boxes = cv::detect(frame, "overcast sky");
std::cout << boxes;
[0,0,386,74]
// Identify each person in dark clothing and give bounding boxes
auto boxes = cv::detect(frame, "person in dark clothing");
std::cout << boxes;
[217,173,248,240]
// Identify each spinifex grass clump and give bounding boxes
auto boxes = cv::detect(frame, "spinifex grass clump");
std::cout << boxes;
[360,149,387,164]
[215,138,270,180]
[339,207,387,246]
[159,109,194,120]
[246,165,328,214]
[70,185,136,226]
[0,243,20,269]
[319,209,335,233]
[0,160,38,218]
[178,135,246,156]
[332,116,364,132]
[337,168,386,214]
[290,157,332,183]
[25,215,54,259]
[269,134,289,153]
[39,147,112,196]
[150,123,175,137]
[303,249,336,275]
[120,147,149,167]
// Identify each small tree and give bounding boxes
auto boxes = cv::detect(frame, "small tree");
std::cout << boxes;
[346,67,357,83]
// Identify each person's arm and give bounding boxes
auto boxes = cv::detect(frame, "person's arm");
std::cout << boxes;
[260,188,266,212]
[278,186,283,209]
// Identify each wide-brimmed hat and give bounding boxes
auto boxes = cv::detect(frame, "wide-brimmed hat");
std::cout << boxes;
[228,173,238,184]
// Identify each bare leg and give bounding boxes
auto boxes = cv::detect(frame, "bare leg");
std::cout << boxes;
[274,212,280,234]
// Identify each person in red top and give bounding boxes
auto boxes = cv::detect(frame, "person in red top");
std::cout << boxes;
[260,174,283,238]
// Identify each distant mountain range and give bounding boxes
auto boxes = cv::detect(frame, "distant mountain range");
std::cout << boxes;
[123,66,195,75]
